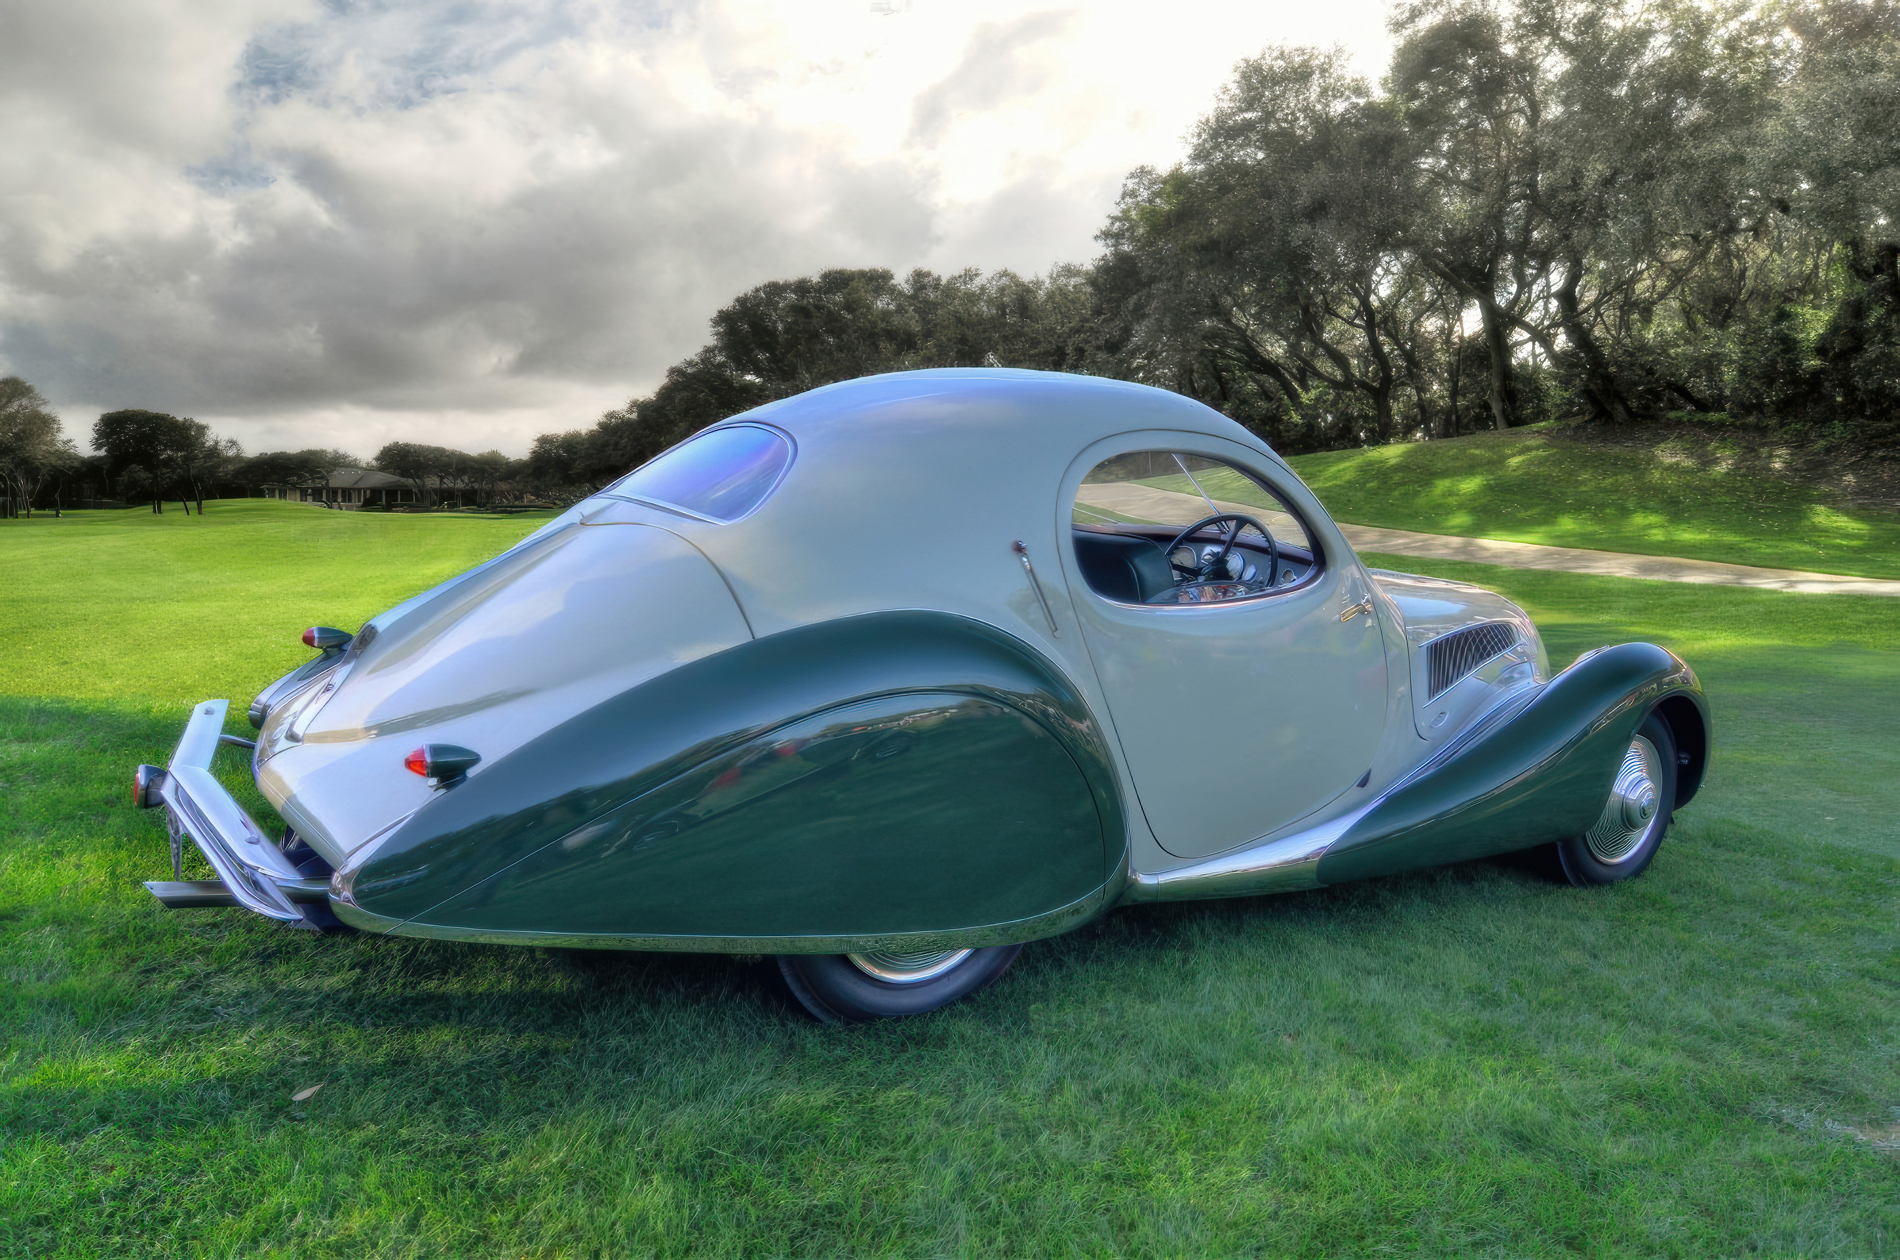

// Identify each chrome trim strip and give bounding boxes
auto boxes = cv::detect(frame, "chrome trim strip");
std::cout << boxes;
[153,700,309,924]
[595,493,724,525]
[1123,804,1372,902]
[327,896,406,934]
[322,810,418,917]
[330,879,1117,954]
[1012,539,1060,635]
[247,650,345,731]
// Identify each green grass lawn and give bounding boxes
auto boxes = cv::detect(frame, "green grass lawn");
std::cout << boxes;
[3,502,1897,1256]
[1278,425,1900,580]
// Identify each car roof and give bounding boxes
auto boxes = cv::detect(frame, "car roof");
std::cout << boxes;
[733,368,1265,458]
[624,369,1290,640]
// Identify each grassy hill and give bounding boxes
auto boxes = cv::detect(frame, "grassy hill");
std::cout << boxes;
[2,501,1896,1255]
[1285,424,1900,579]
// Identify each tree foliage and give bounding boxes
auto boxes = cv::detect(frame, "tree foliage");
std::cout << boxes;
[89,409,218,513]
[0,377,78,518]
[372,443,525,508]
[520,0,1900,492]
[536,266,1105,490]
[45,0,1890,509]
[234,449,361,495]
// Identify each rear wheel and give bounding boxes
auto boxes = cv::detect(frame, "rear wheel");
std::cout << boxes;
[776,945,1022,1023]
[1556,712,1678,886]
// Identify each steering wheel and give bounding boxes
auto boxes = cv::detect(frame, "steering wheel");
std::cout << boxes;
[1162,513,1279,591]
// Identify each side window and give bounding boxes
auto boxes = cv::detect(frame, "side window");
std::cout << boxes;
[1071,452,1319,605]
[601,423,793,523]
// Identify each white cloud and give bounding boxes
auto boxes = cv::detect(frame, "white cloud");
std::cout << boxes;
[0,0,1392,456]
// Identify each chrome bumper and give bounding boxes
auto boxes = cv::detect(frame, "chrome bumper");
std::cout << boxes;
[141,700,329,923]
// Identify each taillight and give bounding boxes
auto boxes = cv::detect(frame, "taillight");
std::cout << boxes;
[302,626,353,651]
[132,764,166,809]
[404,744,481,786]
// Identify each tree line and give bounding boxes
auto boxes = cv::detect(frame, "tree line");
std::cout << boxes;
[7,0,1895,516]
[0,389,542,517]
[532,0,1900,484]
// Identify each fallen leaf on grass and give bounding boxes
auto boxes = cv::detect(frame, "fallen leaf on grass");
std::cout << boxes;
[291,1084,324,1103]
[1829,1120,1900,1153]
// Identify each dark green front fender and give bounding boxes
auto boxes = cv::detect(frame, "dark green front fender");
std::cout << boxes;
[1315,642,1709,886]
[334,611,1126,947]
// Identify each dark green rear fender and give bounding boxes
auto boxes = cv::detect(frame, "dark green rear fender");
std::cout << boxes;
[1316,642,1709,886]
[337,612,1125,945]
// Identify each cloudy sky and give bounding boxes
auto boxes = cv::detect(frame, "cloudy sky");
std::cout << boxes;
[1,0,1391,457]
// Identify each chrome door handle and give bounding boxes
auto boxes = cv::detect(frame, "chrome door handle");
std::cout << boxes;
[1339,597,1373,623]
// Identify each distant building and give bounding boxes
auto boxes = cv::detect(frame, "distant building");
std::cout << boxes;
[263,468,420,509]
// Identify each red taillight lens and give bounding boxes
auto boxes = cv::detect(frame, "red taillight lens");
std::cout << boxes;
[302,626,353,651]
[403,744,481,784]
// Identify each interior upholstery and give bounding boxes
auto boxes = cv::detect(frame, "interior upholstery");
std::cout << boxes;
[1072,530,1175,604]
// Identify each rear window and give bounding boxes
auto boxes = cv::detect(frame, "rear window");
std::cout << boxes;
[602,424,793,522]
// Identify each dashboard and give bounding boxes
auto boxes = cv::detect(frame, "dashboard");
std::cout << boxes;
[1072,525,1318,606]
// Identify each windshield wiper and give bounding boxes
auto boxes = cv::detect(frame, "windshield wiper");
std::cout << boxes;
[1173,454,1220,516]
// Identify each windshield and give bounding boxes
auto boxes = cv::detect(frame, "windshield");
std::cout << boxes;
[602,424,793,522]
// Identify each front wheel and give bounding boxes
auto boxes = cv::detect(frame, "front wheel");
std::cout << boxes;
[776,945,1022,1023]
[1556,711,1678,886]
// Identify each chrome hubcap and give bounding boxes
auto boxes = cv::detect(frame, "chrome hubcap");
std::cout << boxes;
[1585,734,1663,864]
[844,948,973,984]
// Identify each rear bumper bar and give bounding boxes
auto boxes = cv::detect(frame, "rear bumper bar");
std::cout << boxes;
[140,700,328,922]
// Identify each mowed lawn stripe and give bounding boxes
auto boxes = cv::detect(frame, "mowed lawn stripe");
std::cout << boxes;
[1,503,1895,1257]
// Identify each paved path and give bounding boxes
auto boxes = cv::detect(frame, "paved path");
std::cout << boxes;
[1076,479,1900,596]
[1341,523,1900,597]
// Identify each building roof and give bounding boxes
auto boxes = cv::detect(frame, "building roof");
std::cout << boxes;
[261,467,413,489]
[328,468,411,489]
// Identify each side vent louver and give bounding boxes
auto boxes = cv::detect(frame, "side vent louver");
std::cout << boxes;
[1425,622,1519,699]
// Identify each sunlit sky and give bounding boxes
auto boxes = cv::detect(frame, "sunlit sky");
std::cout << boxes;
[1,0,1392,457]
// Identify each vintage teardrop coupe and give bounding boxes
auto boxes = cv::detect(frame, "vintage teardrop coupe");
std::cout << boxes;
[134,369,1709,1022]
